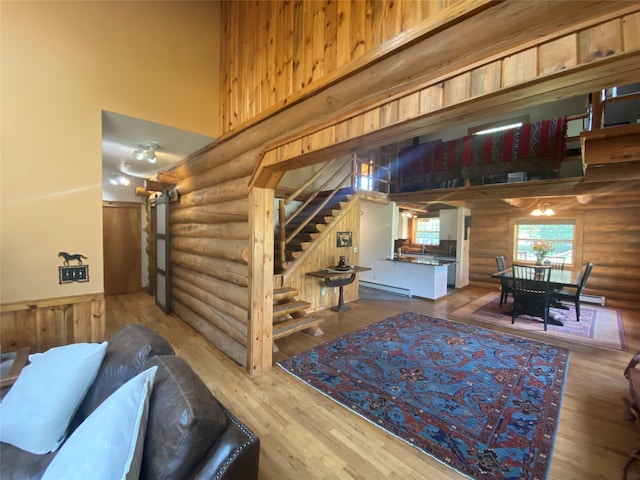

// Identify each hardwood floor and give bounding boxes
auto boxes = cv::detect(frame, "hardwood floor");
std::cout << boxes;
[106,287,640,479]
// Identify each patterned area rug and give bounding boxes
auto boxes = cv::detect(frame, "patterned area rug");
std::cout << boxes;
[453,291,627,352]
[277,312,570,480]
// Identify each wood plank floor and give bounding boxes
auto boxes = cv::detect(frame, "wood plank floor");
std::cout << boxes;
[106,286,640,480]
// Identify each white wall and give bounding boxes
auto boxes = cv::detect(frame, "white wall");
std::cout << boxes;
[1,2,219,303]
[359,201,396,287]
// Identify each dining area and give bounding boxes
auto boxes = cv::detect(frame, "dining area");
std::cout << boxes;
[491,255,594,331]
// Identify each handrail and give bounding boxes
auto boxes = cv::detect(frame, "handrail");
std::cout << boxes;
[285,159,352,243]
[284,159,337,205]
[277,157,354,267]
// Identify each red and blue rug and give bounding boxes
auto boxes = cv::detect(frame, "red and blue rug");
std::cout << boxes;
[277,312,570,480]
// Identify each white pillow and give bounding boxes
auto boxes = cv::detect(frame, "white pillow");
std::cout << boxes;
[0,341,108,454]
[41,366,157,480]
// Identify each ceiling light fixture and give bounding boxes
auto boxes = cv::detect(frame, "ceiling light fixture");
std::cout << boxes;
[531,203,555,216]
[132,143,158,164]
[109,175,131,187]
[473,122,523,136]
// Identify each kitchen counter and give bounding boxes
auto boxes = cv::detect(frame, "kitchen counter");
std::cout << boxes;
[389,256,454,266]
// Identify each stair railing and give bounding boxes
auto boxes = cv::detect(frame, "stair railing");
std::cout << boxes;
[278,157,353,266]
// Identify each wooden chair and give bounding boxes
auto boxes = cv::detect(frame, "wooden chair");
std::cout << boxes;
[544,256,565,270]
[511,263,554,331]
[495,256,512,307]
[554,262,594,321]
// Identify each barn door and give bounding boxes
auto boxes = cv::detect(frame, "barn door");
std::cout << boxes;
[154,193,171,313]
[103,202,141,295]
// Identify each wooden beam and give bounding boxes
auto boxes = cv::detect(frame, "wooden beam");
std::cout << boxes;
[389,178,640,204]
[144,180,165,193]
[156,171,179,185]
[247,187,274,376]
[253,51,640,181]
[135,186,151,197]
[581,124,640,167]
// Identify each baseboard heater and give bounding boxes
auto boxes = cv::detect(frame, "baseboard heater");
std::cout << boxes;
[580,294,606,306]
[359,281,412,297]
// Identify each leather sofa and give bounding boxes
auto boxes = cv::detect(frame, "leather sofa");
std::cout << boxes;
[0,324,260,479]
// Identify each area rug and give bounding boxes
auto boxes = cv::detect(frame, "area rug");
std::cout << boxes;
[453,291,627,352]
[277,312,570,480]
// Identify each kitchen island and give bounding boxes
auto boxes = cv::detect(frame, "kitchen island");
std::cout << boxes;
[372,255,451,300]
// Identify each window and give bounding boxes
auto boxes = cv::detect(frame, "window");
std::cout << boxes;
[415,218,440,245]
[515,220,575,264]
[358,162,373,190]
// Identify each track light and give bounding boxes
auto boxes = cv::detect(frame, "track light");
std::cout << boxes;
[109,175,131,186]
[132,143,158,163]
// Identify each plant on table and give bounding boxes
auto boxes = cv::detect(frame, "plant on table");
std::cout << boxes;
[532,241,554,265]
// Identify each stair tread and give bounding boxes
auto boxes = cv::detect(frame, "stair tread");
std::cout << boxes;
[273,299,311,316]
[273,316,324,340]
[273,287,299,301]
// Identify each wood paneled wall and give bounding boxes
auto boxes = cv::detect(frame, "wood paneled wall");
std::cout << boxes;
[283,198,362,312]
[0,294,105,353]
[219,0,459,133]
[469,196,640,310]
[258,8,640,173]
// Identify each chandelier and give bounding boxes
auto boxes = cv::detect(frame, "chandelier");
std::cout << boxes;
[131,143,158,164]
[530,203,555,216]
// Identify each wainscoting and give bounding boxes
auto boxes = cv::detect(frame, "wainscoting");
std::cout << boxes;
[0,293,105,353]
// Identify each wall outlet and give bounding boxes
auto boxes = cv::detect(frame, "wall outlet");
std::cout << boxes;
[321,287,326,296]
[353,246,358,253]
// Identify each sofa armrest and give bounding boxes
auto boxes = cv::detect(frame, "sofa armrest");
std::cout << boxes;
[190,404,260,480]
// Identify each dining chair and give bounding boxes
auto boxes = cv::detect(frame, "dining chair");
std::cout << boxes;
[511,263,554,330]
[544,256,565,270]
[495,256,512,307]
[554,262,594,321]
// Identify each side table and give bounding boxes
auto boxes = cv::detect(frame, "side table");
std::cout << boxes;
[307,266,371,312]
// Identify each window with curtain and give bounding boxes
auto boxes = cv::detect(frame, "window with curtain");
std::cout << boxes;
[515,220,576,264]
[415,218,440,245]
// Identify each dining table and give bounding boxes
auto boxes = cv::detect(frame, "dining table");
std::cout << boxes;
[491,265,583,326]
[491,266,582,289]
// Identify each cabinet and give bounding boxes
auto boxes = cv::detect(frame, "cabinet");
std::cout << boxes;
[439,209,458,240]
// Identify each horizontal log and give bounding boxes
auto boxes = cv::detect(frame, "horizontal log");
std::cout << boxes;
[176,149,259,195]
[172,237,249,264]
[172,283,246,345]
[172,301,246,367]
[587,276,638,294]
[170,210,248,224]
[178,176,250,208]
[171,222,249,240]
[171,250,248,287]
[173,276,247,333]
[584,223,640,234]
[172,197,249,215]
[173,265,248,310]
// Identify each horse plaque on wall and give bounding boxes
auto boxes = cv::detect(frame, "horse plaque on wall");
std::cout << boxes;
[58,251,89,284]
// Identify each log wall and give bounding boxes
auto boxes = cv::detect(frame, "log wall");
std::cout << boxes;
[170,168,254,367]
[0,294,105,353]
[469,196,640,310]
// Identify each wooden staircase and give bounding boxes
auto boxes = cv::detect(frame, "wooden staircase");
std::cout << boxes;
[272,287,323,349]
[276,187,355,273]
